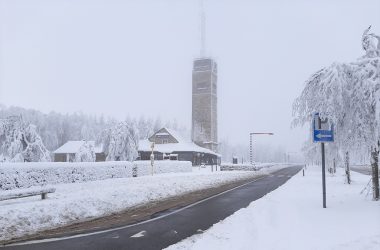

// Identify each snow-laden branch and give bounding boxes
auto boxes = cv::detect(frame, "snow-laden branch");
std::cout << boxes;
[293,27,380,155]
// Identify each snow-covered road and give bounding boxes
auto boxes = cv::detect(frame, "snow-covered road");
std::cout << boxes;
[167,166,380,250]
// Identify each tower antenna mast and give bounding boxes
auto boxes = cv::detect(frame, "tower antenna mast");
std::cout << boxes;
[200,0,206,57]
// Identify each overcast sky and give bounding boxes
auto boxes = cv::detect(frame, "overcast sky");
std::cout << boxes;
[0,0,379,153]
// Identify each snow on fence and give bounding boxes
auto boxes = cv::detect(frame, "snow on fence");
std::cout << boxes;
[0,186,56,201]
[0,161,192,190]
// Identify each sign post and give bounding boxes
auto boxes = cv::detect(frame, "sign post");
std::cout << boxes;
[313,113,334,208]
[150,142,155,176]
[321,130,326,208]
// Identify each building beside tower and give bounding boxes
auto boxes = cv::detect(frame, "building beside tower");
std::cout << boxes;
[137,58,220,166]
[138,2,220,165]
[191,58,218,153]
[137,127,219,165]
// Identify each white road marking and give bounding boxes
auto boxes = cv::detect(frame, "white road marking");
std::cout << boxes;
[130,231,146,238]
[111,236,119,239]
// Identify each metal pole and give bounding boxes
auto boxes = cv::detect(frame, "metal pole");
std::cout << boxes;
[319,116,326,208]
[321,142,326,208]
[250,134,253,165]
[150,142,155,176]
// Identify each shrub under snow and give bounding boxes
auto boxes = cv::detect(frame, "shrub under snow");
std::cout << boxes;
[0,161,192,190]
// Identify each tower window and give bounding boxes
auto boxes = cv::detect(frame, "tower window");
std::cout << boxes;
[197,82,208,90]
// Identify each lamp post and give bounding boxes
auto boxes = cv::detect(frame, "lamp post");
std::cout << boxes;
[249,132,274,165]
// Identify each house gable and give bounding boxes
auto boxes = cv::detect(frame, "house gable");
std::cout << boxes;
[148,128,179,144]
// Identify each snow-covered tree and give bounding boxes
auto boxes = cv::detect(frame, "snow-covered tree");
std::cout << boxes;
[100,121,139,161]
[0,105,188,161]
[293,26,380,200]
[75,141,96,162]
[0,117,51,162]
[0,106,115,151]
[137,116,154,140]
[22,124,51,162]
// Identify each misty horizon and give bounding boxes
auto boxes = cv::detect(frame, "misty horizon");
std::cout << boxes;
[1,0,380,153]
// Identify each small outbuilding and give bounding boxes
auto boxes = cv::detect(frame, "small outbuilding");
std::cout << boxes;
[53,141,105,162]
[138,128,220,166]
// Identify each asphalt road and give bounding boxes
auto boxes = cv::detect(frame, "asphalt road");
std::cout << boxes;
[3,166,302,250]
[351,166,371,175]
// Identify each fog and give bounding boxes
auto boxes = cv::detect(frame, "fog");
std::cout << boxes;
[1,0,379,155]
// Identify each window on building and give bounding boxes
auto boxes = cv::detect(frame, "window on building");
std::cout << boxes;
[197,82,208,90]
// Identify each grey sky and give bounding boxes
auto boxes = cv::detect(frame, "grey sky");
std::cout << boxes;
[0,0,379,152]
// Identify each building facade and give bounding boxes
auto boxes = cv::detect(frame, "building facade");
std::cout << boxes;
[53,141,106,162]
[192,58,218,152]
[138,127,220,166]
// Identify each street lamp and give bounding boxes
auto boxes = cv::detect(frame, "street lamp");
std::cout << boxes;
[249,132,274,165]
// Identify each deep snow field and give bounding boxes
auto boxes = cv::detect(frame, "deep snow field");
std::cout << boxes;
[0,164,286,242]
[166,166,380,250]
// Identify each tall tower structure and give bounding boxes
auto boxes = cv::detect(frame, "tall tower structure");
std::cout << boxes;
[191,0,218,152]
[192,58,218,152]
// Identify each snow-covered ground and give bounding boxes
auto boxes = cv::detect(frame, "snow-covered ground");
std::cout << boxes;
[0,164,286,242]
[167,166,380,250]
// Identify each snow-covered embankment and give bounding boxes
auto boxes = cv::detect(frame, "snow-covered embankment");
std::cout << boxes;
[167,166,380,250]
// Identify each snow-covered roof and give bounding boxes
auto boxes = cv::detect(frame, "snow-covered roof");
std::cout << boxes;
[139,139,219,156]
[140,127,220,156]
[54,141,103,154]
[155,132,170,136]
[163,127,189,142]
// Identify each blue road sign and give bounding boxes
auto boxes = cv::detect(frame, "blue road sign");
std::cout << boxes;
[313,114,334,143]
[314,129,334,142]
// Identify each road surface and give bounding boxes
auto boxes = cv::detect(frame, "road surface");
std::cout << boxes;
[351,166,371,175]
[3,166,302,250]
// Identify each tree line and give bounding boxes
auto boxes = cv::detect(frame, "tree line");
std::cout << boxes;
[0,105,187,162]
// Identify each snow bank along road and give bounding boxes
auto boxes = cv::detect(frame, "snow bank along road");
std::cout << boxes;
[1,165,302,250]
[168,166,380,250]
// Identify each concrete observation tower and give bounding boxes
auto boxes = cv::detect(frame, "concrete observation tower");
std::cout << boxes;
[191,0,218,153]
